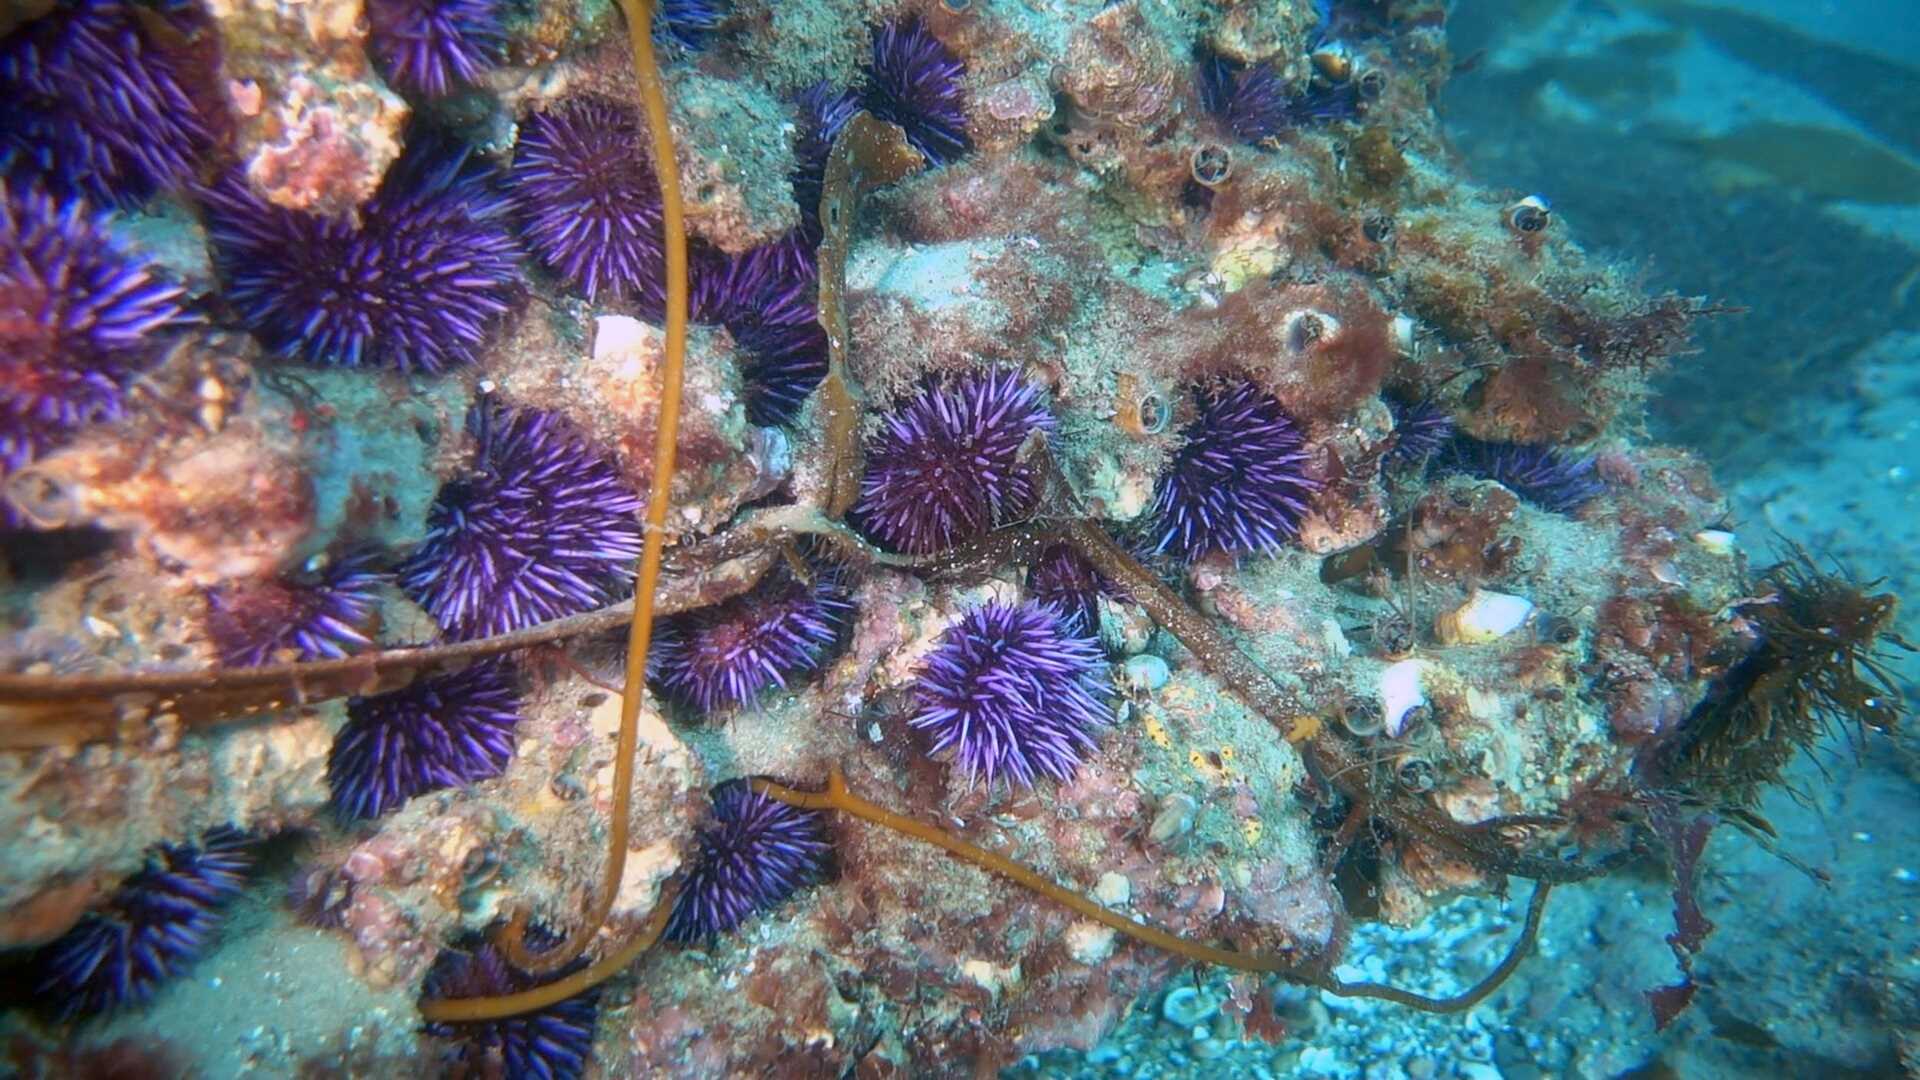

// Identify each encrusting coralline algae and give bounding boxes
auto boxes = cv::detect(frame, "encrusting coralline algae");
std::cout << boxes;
[0,0,1907,1075]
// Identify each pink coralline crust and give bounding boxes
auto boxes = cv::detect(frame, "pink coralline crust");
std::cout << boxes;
[895,154,1098,253]
[844,245,1080,396]
[27,416,318,586]
[1240,863,1337,952]
[246,107,384,214]
[1150,277,1394,427]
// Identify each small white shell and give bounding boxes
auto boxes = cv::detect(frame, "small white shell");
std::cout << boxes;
[1693,529,1736,556]
[1379,659,1430,738]
[1434,588,1534,645]
[1391,314,1416,356]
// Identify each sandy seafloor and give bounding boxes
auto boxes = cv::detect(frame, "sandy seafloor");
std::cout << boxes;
[1019,2,1920,1077]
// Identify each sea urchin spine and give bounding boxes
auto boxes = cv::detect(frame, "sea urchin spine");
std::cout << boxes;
[910,600,1112,790]
[200,138,519,374]
[1150,378,1321,561]
[421,924,600,1080]
[400,400,643,640]
[665,780,832,942]
[860,17,970,167]
[204,549,388,667]
[0,0,215,206]
[1,179,191,507]
[510,98,665,302]
[851,368,1055,555]
[365,0,506,98]
[1439,437,1604,515]
[326,656,521,820]
[651,561,854,715]
[36,826,255,1019]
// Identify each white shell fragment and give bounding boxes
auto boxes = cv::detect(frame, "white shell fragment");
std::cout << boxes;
[1379,659,1430,738]
[1693,529,1737,556]
[1434,588,1534,645]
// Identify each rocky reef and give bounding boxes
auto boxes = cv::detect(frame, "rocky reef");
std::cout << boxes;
[0,0,1907,1076]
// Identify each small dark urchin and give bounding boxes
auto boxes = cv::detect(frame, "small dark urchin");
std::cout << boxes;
[0,0,215,206]
[1440,437,1604,515]
[655,0,728,50]
[36,825,255,1018]
[365,0,506,98]
[1151,378,1321,561]
[421,924,599,1080]
[2,180,191,487]
[205,549,388,667]
[851,368,1054,555]
[400,400,642,640]
[1197,50,1358,144]
[860,17,970,167]
[200,138,519,374]
[510,97,664,302]
[791,80,858,234]
[326,656,521,820]
[1383,395,1455,475]
[1028,542,1115,634]
[910,600,1112,790]
[689,236,829,425]
[651,560,854,715]
[665,780,832,943]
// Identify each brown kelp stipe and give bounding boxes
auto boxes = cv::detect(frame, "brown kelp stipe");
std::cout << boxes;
[419,765,1549,1023]
[752,769,1552,1015]
[493,0,689,977]
[416,881,681,1023]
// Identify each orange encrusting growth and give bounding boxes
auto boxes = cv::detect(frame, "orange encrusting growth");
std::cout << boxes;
[496,0,688,977]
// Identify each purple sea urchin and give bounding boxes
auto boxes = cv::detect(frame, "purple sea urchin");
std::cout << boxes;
[421,925,599,1080]
[201,139,519,373]
[365,0,505,98]
[1383,395,1455,474]
[1028,542,1114,633]
[326,657,521,820]
[1197,50,1358,145]
[1150,379,1321,561]
[689,236,829,425]
[401,400,643,639]
[655,0,728,51]
[651,561,853,714]
[860,18,970,167]
[792,81,858,232]
[665,780,831,942]
[1440,437,1604,515]
[204,549,387,667]
[910,600,1112,789]
[0,0,215,206]
[510,98,664,302]
[1,180,191,486]
[36,826,255,1018]
[850,368,1055,555]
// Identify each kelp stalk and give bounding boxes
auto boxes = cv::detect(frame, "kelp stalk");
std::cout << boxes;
[496,0,688,975]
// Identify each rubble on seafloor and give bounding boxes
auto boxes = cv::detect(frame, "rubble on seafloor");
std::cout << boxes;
[0,0,1906,1076]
